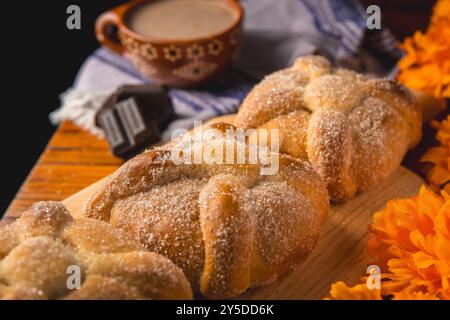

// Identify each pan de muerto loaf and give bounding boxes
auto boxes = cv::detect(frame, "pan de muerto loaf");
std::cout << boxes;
[84,123,329,298]
[0,201,192,300]
[234,56,422,201]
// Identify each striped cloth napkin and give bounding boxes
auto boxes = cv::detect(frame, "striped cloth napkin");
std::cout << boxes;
[51,0,401,141]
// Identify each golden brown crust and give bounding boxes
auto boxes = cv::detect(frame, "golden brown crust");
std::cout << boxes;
[306,110,357,201]
[84,123,329,298]
[0,201,192,300]
[235,68,309,129]
[202,114,237,127]
[63,275,144,300]
[258,110,310,160]
[360,79,422,148]
[199,174,255,297]
[235,55,422,201]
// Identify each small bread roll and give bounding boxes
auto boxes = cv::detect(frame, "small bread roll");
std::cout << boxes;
[0,201,192,300]
[235,56,422,201]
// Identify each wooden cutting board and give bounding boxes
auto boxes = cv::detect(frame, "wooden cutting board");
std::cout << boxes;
[63,166,423,300]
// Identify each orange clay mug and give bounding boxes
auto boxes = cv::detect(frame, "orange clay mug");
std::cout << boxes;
[96,0,244,88]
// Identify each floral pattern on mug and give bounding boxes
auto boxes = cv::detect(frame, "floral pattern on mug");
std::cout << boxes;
[208,39,224,56]
[163,45,182,62]
[139,43,159,61]
[120,32,142,55]
[122,34,138,50]
[186,44,205,60]
[173,60,218,81]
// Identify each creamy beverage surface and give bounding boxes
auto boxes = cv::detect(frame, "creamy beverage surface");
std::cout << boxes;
[126,0,237,40]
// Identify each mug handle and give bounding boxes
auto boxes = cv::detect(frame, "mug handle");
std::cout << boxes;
[95,11,124,55]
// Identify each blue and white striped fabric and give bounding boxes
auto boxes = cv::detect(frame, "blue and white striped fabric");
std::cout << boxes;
[51,0,402,140]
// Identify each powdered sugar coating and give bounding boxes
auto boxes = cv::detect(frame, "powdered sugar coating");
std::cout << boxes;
[235,55,422,201]
[0,201,192,300]
[84,124,329,298]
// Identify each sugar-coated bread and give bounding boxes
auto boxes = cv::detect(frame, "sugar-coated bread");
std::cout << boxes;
[0,201,192,300]
[84,123,329,298]
[235,56,422,201]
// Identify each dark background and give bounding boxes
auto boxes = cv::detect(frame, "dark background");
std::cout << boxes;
[1,1,127,214]
[0,0,434,215]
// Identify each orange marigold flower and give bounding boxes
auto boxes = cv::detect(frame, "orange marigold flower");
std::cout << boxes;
[326,187,450,300]
[368,187,450,299]
[432,0,450,25]
[393,290,440,300]
[421,116,450,192]
[325,282,382,300]
[397,0,450,99]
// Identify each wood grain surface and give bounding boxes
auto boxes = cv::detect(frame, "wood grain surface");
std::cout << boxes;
[62,165,423,299]
[0,121,123,226]
[0,119,425,299]
[238,167,422,299]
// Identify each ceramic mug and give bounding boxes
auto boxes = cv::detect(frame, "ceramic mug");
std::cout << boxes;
[96,0,244,88]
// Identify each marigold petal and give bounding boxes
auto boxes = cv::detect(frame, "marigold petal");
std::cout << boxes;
[393,290,440,300]
[326,282,382,300]
[421,147,448,166]
[412,251,436,269]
